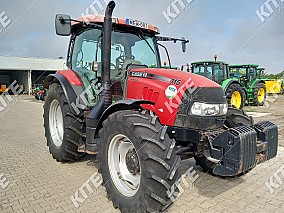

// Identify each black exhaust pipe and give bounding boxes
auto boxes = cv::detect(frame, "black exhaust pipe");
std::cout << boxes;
[102,0,116,110]
[85,1,116,153]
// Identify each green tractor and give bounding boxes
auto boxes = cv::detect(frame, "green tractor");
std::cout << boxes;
[229,64,266,106]
[183,59,245,109]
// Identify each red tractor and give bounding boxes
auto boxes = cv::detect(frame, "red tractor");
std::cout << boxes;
[43,1,278,212]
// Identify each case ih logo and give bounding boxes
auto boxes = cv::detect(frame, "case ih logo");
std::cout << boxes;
[130,71,148,77]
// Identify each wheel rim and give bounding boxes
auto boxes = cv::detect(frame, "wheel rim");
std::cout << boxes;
[108,134,141,197]
[258,88,265,103]
[230,91,242,109]
[49,99,64,147]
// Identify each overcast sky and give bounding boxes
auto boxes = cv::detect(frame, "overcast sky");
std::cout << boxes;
[0,0,283,73]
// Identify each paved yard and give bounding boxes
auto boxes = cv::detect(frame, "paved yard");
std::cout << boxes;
[0,96,284,213]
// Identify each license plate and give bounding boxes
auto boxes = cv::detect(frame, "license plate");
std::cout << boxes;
[126,18,149,29]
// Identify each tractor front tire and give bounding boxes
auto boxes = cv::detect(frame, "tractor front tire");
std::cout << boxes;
[225,84,245,109]
[253,83,266,106]
[98,110,181,213]
[43,83,84,162]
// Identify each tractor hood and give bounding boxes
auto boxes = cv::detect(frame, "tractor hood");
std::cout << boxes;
[128,68,221,88]
[126,68,227,129]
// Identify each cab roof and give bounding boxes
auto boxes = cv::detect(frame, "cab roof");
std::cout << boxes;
[257,67,265,70]
[191,60,229,65]
[72,15,160,34]
[229,64,259,68]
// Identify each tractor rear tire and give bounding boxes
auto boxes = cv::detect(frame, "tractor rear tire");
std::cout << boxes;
[43,83,84,162]
[195,107,254,173]
[98,110,181,213]
[225,84,245,109]
[253,83,266,106]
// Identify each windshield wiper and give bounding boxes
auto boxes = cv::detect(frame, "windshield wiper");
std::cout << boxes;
[137,30,156,54]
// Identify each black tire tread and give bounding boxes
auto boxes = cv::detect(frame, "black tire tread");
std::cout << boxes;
[97,110,181,213]
[43,83,84,162]
[225,83,245,109]
[253,83,266,106]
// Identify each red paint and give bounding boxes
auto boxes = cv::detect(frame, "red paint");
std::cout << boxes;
[73,15,160,34]
[56,70,82,86]
[126,68,221,126]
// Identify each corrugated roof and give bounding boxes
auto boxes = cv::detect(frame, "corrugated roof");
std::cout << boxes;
[0,56,67,71]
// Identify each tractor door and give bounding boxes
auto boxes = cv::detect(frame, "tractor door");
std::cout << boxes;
[212,63,226,85]
[193,64,213,80]
[247,67,257,84]
[71,28,103,106]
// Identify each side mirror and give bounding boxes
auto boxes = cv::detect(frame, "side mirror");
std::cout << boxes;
[55,14,71,36]
[181,37,187,52]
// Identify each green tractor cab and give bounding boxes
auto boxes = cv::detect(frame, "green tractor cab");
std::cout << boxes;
[229,64,266,106]
[184,60,245,109]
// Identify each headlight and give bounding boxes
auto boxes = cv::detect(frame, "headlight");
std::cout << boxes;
[190,102,228,116]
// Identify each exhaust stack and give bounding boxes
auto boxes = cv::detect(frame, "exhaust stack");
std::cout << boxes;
[102,0,116,110]
[85,1,116,153]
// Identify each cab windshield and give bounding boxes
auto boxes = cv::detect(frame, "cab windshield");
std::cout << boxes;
[193,65,213,79]
[71,28,159,82]
[230,67,247,78]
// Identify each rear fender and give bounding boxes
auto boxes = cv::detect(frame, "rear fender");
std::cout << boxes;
[43,73,85,115]
[250,79,265,89]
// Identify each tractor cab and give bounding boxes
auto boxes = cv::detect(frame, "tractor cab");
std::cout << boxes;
[189,60,229,85]
[256,67,265,79]
[55,14,188,105]
[229,64,266,105]
[182,59,245,109]
[229,64,259,87]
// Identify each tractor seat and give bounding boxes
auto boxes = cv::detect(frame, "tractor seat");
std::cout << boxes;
[121,59,143,76]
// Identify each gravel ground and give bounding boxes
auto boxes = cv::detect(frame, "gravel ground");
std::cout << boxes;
[244,95,284,147]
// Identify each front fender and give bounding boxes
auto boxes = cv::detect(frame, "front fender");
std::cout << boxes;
[222,79,242,92]
[95,99,155,137]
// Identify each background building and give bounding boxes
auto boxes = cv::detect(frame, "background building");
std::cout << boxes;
[0,56,66,94]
